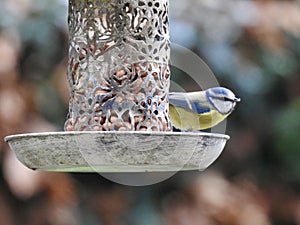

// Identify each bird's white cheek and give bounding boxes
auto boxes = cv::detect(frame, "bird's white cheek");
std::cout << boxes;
[212,99,226,112]
[227,102,236,114]
[219,101,234,114]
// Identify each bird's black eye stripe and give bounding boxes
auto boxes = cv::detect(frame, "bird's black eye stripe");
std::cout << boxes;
[214,96,234,102]
[224,97,233,102]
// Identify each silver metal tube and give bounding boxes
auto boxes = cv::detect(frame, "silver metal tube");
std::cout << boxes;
[65,0,171,131]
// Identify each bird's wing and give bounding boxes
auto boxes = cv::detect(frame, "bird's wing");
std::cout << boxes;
[169,92,210,114]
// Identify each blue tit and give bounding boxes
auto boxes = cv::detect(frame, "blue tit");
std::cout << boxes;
[168,87,240,131]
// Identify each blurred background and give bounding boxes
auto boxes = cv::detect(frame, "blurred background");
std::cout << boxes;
[0,0,300,224]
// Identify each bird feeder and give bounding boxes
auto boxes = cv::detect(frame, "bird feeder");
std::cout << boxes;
[5,0,229,173]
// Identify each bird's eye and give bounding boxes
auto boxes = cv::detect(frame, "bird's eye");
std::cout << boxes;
[224,97,233,102]
[215,96,233,102]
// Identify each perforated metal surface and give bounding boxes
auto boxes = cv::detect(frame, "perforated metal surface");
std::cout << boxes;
[65,0,171,131]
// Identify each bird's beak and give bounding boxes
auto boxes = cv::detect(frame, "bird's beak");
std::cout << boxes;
[233,97,241,102]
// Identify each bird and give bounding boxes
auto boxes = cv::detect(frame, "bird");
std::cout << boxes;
[168,87,240,131]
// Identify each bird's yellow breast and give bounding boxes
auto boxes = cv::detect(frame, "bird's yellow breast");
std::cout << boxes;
[169,105,228,130]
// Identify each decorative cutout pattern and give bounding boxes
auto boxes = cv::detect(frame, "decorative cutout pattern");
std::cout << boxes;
[65,0,171,131]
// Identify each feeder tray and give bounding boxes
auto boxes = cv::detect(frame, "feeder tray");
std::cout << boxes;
[4,0,231,173]
[5,131,229,172]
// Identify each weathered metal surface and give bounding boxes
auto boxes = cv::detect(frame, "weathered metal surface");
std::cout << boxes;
[5,131,229,172]
[65,0,171,131]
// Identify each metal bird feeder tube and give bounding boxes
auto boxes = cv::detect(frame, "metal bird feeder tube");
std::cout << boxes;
[64,0,171,132]
[4,0,230,174]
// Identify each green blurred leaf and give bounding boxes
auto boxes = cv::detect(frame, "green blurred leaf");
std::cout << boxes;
[274,98,300,181]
